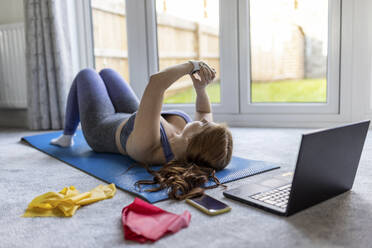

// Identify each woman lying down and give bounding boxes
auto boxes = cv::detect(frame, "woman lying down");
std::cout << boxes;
[51,61,233,200]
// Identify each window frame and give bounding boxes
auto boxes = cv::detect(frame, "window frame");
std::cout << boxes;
[79,0,372,128]
[131,0,240,114]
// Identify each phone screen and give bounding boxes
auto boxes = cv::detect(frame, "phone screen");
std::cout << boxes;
[190,194,229,211]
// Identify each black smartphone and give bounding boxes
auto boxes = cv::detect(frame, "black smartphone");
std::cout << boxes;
[186,194,231,215]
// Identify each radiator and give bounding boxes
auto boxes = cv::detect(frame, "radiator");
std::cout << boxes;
[0,23,27,109]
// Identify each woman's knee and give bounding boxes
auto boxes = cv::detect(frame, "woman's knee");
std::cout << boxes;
[75,68,99,84]
[99,68,128,83]
[76,68,98,82]
[99,68,120,78]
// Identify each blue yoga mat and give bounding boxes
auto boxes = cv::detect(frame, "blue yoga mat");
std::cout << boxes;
[22,130,279,203]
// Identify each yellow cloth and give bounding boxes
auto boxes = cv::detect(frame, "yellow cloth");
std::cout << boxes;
[22,184,116,217]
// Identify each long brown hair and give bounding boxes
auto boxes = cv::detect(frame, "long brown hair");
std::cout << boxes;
[135,123,233,200]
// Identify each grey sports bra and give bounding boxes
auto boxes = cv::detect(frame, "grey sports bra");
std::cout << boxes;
[119,110,192,162]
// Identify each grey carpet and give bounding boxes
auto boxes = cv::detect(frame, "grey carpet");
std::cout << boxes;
[1,127,371,248]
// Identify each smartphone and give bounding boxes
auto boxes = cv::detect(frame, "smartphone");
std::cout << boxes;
[186,194,231,216]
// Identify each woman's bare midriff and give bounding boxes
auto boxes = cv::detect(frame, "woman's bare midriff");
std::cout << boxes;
[115,114,187,163]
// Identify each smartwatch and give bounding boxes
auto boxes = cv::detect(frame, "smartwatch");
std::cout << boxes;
[188,60,201,74]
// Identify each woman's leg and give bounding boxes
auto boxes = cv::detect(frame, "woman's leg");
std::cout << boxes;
[51,68,116,147]
[49,75,80,146]
[98,68,139,113]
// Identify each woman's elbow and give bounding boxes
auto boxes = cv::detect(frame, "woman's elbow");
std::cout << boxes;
[148,73,158,86]
[148,73,166,91]
[143,75,164,95]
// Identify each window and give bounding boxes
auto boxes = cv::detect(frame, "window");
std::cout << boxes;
[147,0,239,113]
[239,0,341,114]
[155,0,221,104]
[249,0,328,103]
[82,0,349,126]
[91,0,129,82]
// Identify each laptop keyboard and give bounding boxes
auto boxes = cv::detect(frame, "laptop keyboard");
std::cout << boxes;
[250,184,291,209]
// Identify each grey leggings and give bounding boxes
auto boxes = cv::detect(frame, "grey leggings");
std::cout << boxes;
[63,68,139,153]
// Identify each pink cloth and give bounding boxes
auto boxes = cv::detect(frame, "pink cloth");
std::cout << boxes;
[122,198,191,243]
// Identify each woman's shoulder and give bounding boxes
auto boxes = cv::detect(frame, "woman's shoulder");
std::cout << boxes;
[126,110,190,164]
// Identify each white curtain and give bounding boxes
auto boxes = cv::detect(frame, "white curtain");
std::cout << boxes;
[24,0,73,129]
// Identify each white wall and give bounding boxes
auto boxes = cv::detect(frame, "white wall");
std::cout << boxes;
[0,0,24,24]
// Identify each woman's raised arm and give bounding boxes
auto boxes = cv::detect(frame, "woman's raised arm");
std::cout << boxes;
[126,62,193,160]
[190,63,216,122]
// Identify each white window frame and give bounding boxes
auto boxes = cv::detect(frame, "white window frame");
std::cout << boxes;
[76,0,372,128]
[124,0,146,99]
[351,0,372,122]
[211,0,354,127]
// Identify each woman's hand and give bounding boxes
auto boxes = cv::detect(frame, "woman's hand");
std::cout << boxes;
[190,61,216,91]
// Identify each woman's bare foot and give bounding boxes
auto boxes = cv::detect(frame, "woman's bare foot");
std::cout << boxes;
[50,134,74,147]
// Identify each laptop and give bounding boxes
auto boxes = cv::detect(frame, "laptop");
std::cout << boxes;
[223,120,370,216]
